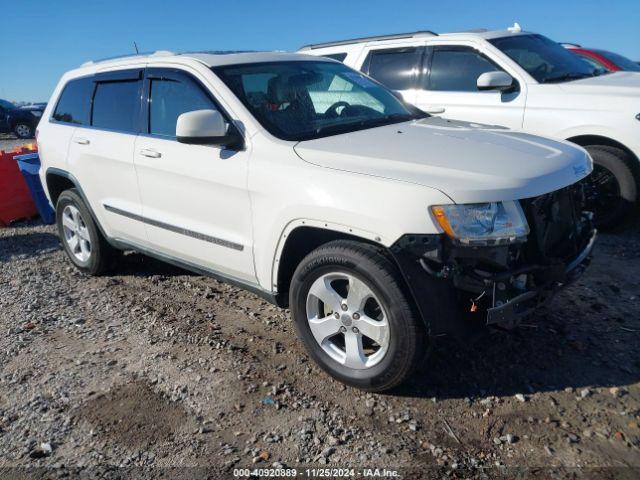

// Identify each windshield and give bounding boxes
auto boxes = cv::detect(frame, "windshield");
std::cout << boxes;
[213,61,425,141]
[594,50,640,72]
[490,34,604,83]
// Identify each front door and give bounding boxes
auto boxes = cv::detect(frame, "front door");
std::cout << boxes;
[415,44,526,129]
[134,68,255,283]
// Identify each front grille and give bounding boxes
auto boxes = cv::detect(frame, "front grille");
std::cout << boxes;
[521,184,591,264]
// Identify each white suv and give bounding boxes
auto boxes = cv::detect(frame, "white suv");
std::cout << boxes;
[300,26,640,229]
[38,51,595,391]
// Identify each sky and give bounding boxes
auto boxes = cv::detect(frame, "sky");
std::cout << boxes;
[1,0,639,102]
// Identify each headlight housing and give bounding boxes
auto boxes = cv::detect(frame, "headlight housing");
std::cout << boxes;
[431,201,529,246]
[30,110,43,118]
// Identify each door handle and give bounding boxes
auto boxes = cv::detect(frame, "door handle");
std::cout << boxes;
[140,149,162,158]
[423,106,446,114]
[72,137,90,145]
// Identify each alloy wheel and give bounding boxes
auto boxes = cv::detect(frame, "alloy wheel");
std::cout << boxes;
[61,205,92,262]
[15,124,31,138]
[305,272,390,369]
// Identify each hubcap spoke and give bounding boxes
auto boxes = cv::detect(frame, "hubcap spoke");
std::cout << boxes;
[356,315,389,347]
[62,214,76,231]
[343,332,367,368]
[308,315,343,344]
[308,277,344,313]
[346,276,372,311]
[67,234,79,252]
[77,225,91,241]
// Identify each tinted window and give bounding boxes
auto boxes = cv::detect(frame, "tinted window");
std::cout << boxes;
[490,34,600,83]
[365,47,421,90]
[214,61,424,142]
[575,53,610,72]
[323,53,347,62]
[92,81,140,132]
[149,77,215,137]
[428,47,500,91]
[52,77,93,125]
[594,50,640,72]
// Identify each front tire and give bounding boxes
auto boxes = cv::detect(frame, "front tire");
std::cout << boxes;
[56,189,118,275]
[582,145,638,230]
[289,240,426,392]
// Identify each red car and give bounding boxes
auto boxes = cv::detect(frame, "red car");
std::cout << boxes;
[563,44,640,72]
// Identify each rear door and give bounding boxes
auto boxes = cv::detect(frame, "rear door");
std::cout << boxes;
[359,44,425,105]
[133,68,255,283]
[415,44,526,128]
[65,69,147,243]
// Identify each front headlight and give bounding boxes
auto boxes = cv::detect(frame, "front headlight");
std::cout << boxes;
[430,201,529,245]
[31,111,43,117]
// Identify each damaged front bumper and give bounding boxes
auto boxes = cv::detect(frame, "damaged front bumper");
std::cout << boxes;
[390,186,596,334]
[484,228,596,328]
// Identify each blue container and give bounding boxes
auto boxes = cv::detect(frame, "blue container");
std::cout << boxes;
[14,153,56,225]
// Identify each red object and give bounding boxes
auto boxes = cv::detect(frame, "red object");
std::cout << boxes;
[0,146,39,227]
[569,48,621,71]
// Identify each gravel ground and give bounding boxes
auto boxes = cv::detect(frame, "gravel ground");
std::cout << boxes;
[1,139,639,478]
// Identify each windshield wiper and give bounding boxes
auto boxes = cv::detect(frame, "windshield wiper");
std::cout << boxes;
[314,113,415,136]
[540,73,591,84]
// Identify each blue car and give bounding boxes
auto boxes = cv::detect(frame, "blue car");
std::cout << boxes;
[0,99,45,139]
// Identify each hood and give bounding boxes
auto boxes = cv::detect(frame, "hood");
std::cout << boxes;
[293,117,592,204]
[558,71,640,97]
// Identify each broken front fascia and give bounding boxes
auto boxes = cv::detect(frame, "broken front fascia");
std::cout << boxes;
[389,221,596,334]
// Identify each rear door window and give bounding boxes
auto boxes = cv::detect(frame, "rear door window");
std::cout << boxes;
[91,78,141,133]
[52,77,94,125]
[364,47,422,91]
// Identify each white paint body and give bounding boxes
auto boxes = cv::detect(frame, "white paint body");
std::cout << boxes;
[37,51,592,296]
[302,29,640,165]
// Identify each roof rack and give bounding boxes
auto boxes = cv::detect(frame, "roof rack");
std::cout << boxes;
[299,31,438,51]
[81,50,175,67]
[181,50,258,55]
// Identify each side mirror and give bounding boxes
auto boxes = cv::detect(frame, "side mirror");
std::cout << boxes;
[176,109,243,148]
[477,71,514,92]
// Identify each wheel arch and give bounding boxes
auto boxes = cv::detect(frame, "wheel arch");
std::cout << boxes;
[44,167,112,242]
[273,223,385,307]
[567,135,639,166]
[45,169,76,206]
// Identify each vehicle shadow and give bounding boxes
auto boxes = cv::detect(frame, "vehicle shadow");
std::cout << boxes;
[113,251,191,278]
[0,232,60,262]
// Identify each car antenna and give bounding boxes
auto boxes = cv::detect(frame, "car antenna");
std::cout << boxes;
[133,41,139,54]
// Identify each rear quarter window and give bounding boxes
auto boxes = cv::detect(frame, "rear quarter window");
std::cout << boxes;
[52,77,94,125]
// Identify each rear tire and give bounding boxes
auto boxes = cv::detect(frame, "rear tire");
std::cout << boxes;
[56,189,118,275]
[289,240,427,392]
[583,145,637,230]
[13,122,34,139]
